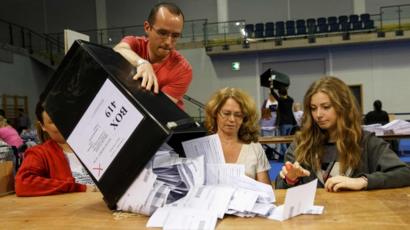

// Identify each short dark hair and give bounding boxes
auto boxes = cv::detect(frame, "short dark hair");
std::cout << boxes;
[147,2,184,25]
[373,100,382,111]
[278,87,287,96]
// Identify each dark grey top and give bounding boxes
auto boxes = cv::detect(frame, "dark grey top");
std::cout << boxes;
[275,131,410,190]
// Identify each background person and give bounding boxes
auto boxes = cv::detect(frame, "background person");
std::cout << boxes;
[0,115,23,149]
[270,87,297,158]
[114,2,192,110]
[204,87,271,185]
[364,100,389,125]
[276,76,410,191]
[293,102,303,128]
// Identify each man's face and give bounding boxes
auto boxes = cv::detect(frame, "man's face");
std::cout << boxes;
[145,7,183,61]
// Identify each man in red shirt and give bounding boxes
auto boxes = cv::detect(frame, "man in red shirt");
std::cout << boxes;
[114,2,192,110]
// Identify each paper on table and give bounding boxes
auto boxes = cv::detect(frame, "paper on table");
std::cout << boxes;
[116,167,157,212]
[234,175,275,203]
[168,185,235,219]
[182,134,225,164]
[147,207,218,230]
[268,179,323,221]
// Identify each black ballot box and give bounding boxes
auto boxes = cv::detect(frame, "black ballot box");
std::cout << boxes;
[43,40,206,209]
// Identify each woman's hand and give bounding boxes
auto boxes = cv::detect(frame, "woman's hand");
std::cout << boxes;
[325,176,368,192]
[279,161,311,184]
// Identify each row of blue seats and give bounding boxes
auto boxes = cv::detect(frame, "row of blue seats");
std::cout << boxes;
[245,13,375,38]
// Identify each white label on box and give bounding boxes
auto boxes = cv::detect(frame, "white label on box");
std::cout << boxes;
[67,79,143,181]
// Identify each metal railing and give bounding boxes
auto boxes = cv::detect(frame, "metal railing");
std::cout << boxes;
[46,19,208,47]
[183,95,205,122]
[203,20,245,49]
[0,18,64,66]
[379,4,410,32]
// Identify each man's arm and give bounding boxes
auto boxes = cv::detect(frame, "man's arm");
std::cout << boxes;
[113,42,144,66]
[269,87,279,101]
[113,42,159,93]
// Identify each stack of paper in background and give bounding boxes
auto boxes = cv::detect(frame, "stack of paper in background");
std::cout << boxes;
[116,134,276,229]
[363,119,410,135]
[382,119,410,134]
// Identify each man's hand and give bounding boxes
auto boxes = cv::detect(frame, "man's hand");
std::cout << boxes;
[134,61,159,94]
[324,176,367,192]
[279,161,311,181]
[113,42,159,94]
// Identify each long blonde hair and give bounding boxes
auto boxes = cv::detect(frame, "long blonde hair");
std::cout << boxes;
[204,87,260,143]
[295,76,362,172]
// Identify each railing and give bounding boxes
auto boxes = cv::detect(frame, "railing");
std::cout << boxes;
[2,4,410,59]
[183,95,205,122]
[380,4,410,32]
[46,19,208,47]
[203,20,245,50]
[0,18,64,66]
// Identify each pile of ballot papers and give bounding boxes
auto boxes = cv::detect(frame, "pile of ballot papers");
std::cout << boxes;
[116,134,323,229]
[363,119,410,136]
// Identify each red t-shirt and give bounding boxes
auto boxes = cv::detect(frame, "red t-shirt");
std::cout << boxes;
[15,140,87,197]
[121,36,193,110]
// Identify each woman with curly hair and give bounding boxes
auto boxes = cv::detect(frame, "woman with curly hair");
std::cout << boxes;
[276,76,410,191]
[205,87,271,185]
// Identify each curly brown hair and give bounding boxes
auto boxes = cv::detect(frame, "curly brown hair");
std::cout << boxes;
[294,76,362,173]
[204,87,260,143]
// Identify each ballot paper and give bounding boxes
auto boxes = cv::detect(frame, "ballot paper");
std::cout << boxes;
[363,119,410,135]
[268,179,324,221]
[182,134,225,163]
[146,207,218,230]
[167,185,236,219]
[205,163,245,185]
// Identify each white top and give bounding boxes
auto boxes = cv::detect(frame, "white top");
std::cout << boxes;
[236,142,271,179]
[65,152,95,185]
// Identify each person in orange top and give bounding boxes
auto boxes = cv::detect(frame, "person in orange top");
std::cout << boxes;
[15,96,97,196]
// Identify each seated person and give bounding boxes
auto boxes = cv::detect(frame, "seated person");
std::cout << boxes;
[0,115,24,148]
[15,97,97,196]
[364,100,389,125]
[276,76,410,191]
[204,87,271,185]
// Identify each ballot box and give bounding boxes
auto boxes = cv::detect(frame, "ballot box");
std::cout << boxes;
[43,40,206,209]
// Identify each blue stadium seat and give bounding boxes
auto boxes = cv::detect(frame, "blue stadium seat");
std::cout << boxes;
[338,15,350,31]
[327,16,339,32]
[306,18,316,34]
[255,23,264,38]
[317,17,328,33]
[244,24,254,38]
[363,20,375,30]
[265,22,274,37]
[275,21,285,37]
[349,14,362,30]
[286,20,296,36]
[349,14,359,23]
[360,13,370,22]
[296,19,306,35]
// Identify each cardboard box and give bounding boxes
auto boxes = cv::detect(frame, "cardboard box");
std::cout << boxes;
[43,40,206,209]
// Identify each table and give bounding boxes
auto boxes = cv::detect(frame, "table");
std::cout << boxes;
[259,135,294,144]
[1,187,410,229]
[259,134,410,144]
